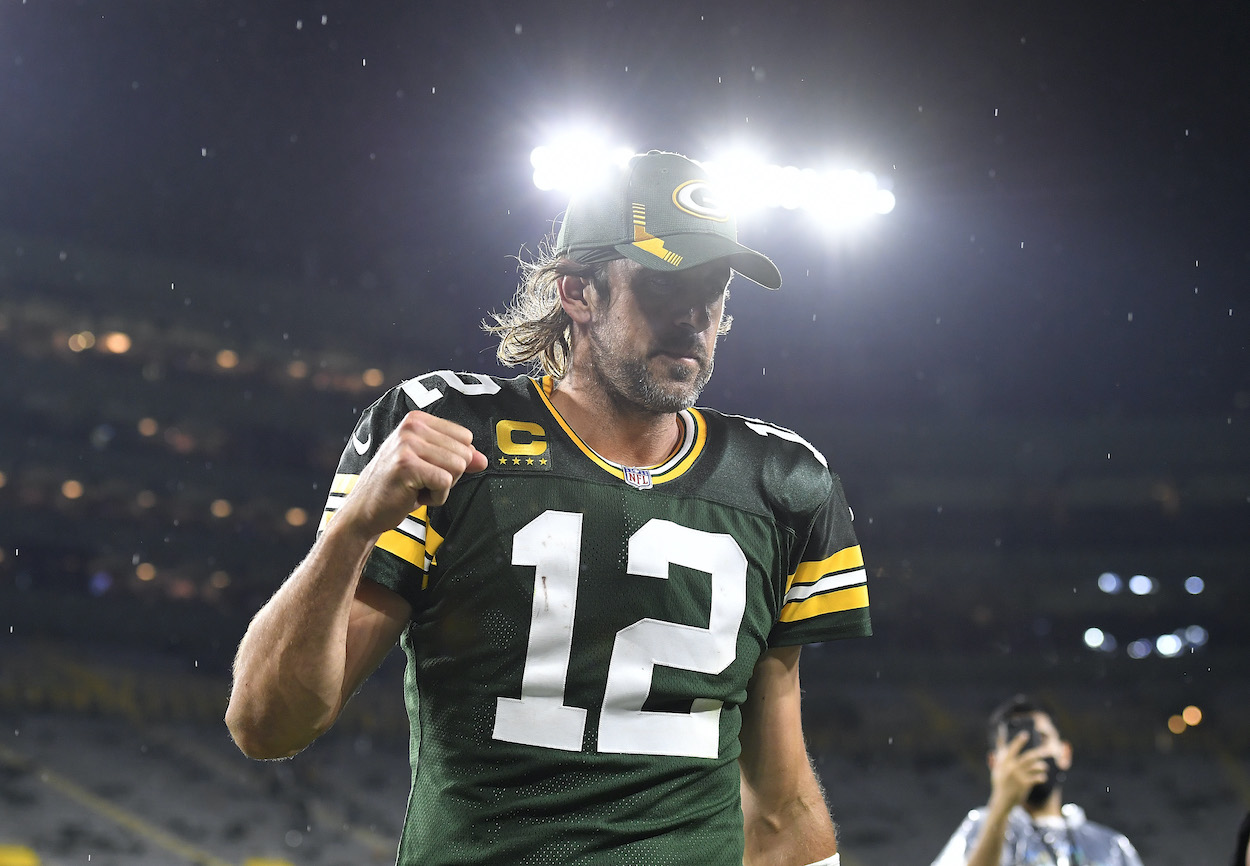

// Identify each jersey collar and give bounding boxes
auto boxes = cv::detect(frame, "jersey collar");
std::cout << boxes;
[532,376,706,485]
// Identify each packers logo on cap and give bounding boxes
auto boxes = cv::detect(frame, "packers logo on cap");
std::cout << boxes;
[672,180,729,222]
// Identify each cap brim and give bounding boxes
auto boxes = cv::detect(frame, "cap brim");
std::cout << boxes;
[613,232,782,290]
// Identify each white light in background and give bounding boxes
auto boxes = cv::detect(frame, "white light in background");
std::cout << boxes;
[1184,575,1205,594]
[530,138,635,193]
[1184,625,1208,647]
[1083,627,1117,652]
[530,141,895,226]
[1128,574,1156,595]
[1155,634,1184,657]
[1126,639,1153,659]
[1097,571,1123,594]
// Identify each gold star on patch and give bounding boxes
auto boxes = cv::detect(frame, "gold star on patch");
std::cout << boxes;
[512,457,521,465]
[539,458,548,465]
[498,456,508,465]
[526,458,534,465]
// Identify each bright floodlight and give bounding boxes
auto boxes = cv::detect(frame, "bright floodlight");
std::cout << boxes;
[1155,634,1184,657]
[704,157,896,227]
[530,138,635,193]
[1097,572,1122,594]
[530,140,895,227]
[1184,575,1205,594]
[1126,639,1152,659]
[1128,574,1155,595]
[1083,627,1116,652]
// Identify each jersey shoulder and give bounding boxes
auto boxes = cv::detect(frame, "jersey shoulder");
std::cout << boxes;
[698,407,835,517]
[337,371,535,475]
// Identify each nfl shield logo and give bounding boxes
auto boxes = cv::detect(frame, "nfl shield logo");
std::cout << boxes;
[623,466,653,490]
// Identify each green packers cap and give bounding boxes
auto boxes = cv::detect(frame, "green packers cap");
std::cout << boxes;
[555,150,782,289]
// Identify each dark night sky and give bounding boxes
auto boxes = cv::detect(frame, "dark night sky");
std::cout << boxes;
[2,0,1247,428]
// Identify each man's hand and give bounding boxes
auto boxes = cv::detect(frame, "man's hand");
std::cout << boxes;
[338,410,488,538]
[988,730,1048,812]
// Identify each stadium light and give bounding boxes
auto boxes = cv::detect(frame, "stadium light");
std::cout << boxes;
[1082,627,1117,652]
[1097,571,1123,594]
[530,136,635,193]
[1155,634,1184,657]
[530,140,895,227]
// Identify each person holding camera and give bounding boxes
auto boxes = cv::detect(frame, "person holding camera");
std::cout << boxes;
[931,695,1143,866]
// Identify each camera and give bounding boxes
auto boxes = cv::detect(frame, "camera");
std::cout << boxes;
[1004,715,1040,750]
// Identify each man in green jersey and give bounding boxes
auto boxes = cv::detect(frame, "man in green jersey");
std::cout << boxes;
[226,151,871,865]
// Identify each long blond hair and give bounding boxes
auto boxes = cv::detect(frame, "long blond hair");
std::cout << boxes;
[483,247,732,378]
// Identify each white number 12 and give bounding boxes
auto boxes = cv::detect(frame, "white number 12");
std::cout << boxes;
[492,510,747,759]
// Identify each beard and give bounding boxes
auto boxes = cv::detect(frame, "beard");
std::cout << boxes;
[1025,757,1067,808]
[586,322,715,415]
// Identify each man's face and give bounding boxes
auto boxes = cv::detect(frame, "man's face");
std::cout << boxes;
[997,711,1071,770]
[584,258,730,415]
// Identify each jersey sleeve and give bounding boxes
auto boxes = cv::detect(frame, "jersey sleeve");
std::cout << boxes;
[768,471,871,647]
[315,384,438,610]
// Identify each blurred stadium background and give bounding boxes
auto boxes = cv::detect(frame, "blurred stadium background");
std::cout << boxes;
[4,1,1250,864]
[2,231,1246,865]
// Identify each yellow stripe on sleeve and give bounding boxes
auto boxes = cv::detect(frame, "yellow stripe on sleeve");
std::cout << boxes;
[330,473,358,495]
[375,529,425,568]
[785,545,864,594]
[778,584,870,623]
[374,506,431,571]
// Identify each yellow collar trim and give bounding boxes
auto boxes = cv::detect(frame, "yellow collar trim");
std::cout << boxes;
[534,376,706,485]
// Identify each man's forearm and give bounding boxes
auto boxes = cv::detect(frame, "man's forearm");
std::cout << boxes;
[742,785,837,866]
[224,520,377,758]
[964,800,1012,866]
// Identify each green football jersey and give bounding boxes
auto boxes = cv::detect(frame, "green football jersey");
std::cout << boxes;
[319,372,871,865]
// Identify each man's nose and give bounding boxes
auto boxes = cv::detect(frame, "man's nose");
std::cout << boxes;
[675,303,712,333]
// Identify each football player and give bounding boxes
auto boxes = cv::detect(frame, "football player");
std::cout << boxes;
[226,151,871,866]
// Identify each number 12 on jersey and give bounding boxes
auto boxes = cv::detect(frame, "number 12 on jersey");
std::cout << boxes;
[492,510,748,759]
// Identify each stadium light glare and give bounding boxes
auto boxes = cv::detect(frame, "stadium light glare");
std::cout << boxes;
[1155,634,1184,657]
[1126,639,1152,659]
[1128,574,1155,595]
[532,141,895,226]
[530,138,635,193]
[1082,627,1116,652]
[1097,571,1122,594]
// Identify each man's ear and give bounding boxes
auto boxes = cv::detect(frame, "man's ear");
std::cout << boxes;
[1058,740,1073,772]
[556,274,593,325]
